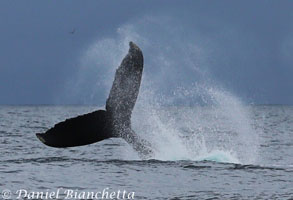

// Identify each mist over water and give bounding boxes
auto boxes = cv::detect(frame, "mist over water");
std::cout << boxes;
[66,17,260,164]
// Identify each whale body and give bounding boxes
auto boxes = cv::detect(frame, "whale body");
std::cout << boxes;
[36,42,152,157]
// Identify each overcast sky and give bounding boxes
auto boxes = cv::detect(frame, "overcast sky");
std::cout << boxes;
[0,0,292,105]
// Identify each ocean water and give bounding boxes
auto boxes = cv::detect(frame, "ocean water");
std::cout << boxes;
[0,105,292,200]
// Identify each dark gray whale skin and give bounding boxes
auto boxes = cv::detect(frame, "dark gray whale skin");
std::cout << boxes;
[36,42,152,157]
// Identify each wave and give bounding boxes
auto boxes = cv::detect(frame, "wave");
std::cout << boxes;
[2,157,290,172]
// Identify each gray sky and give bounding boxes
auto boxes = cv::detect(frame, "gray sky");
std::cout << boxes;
[0,0,292,105]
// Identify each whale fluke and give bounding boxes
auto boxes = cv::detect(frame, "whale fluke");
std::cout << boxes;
[36,42,152,157]
[36,110,113,148]
[106,42,143,138]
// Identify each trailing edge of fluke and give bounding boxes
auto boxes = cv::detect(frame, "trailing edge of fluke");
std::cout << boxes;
[36,42,152,157]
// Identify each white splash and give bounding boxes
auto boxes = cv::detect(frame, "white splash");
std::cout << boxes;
[133,84,259,164]
[72,16,260,164]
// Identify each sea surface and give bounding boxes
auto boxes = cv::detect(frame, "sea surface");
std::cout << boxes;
[0,105,292,200]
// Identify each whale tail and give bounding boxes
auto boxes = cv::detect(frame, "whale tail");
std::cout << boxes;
[36,42,148,152]
[36,110,114,148]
